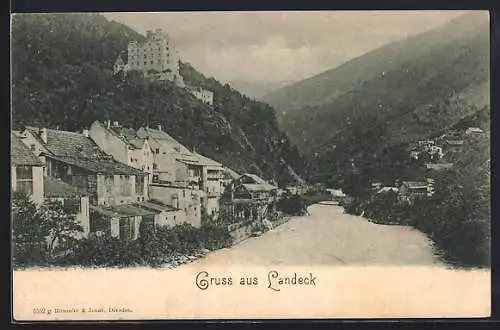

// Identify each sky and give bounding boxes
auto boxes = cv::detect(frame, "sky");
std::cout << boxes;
[103,11,468,85]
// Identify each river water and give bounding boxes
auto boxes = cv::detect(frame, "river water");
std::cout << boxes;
[190,202,442,267]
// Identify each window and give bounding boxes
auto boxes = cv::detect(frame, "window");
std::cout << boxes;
[150,61,154,64]
[119,217,133,240]
[16,166,33,196]
[30,144,36,151]
[155,148,160,154]
[136,176,144,195]
[120,175,131,196]
[144,54,147,58]
[105,175,114,195]
[153,163,157,170]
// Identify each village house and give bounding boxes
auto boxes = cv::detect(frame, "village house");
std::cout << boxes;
[88,120,154,188]
[11,134,44,204]
[16,127,154,239]
[443,139,464,153]
[136,125,226,225]
[220,173,278,223]
[397,180,434,204]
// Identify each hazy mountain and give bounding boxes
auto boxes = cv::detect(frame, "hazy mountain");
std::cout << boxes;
[262,12,489,160]
[228,79,294,100]
[11,13,307,186]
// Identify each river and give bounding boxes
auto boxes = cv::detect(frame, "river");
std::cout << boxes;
[190,202,442,267]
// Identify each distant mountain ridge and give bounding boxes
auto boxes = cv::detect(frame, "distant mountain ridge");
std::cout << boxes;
[261,12,489,162]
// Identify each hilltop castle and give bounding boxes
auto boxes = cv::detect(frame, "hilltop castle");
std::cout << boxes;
[114,28,216,106]
[113,28,185,87]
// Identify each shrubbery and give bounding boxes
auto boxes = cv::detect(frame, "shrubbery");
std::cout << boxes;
[57,222,233,268]
[12,192,84,267]
[277,194,308,216]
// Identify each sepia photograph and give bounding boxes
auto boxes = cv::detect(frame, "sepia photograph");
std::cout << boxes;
[11,10,491,320]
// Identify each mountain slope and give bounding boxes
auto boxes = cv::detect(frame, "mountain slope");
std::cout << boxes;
[262,12,489,155]
[11,13,307,186]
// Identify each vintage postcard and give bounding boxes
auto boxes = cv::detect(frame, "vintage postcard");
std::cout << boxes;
[11,10,490,320]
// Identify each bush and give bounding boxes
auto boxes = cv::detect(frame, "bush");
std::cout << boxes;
[277,194,307,216]
[12,192,49,267]
[199,223,233,250]
[69,234,142,267]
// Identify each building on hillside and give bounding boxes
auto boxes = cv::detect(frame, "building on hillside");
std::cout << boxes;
[114,29,185,87]
[425,162,454,171]
[88,120,154,187]
[186,86,214,106]
[11,134,44,204]
[465,127,484,135]
[397,181,433,204]
[220,173,278,223]
[443,139,464,153]
[44,176,90,239]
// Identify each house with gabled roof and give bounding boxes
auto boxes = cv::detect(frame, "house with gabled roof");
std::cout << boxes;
[17,126,148,208]
[137,125,227,223]
[11,133,44,203]
[398,180,434,203]
[220,173,278,223]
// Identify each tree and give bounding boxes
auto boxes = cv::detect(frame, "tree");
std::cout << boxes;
[12,191,49,266]
[37,200,84,259]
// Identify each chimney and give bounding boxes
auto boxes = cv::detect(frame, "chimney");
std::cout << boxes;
[82,129,89,137]
[146,30,153,39]
[106,120,111,129]
[113,121,119,127]
[40,128,48,144]
[157,124,162,131]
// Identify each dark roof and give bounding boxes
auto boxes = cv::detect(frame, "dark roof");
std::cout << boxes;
[135,200,180,213]
[90,204,156,218]
[26,127,146,176]
[44,176,84,198]
[106,124,145,150]
[46,154,146,176]
[11,134,43,166]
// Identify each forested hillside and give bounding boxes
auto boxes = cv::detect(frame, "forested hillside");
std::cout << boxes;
[263,12,489,167]
[11,13,307,186]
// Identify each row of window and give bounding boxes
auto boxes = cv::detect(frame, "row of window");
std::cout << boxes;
[129,46,170,55]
